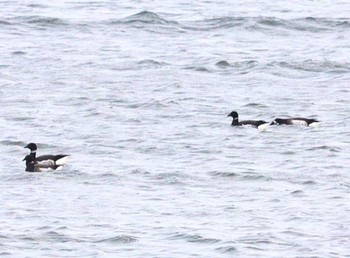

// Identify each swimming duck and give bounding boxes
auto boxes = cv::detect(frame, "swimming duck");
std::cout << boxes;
[24,143,69,171]
[227,111,269,129]
[271,118,320,127]
[22,154,62,172]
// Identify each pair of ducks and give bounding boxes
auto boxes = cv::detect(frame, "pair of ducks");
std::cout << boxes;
[227,111,320,129]
[23,143,69,172]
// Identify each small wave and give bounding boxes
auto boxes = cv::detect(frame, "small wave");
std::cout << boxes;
[11,51,26,55]
[0,20,12,25]
[213,60,259,72]
[216,245,237,253]
[0,252,12,256]
[98,172,121,178]
[183,16,245,31]
[94,235,137,243]
[27,3,47,8]
[137,59,169,68]
[215,60,231,68]
[12,15,67,27]
[0,234,9,239]
[112,59,168,71]
[255,16,348,32]
[184,16,349,33]
[184,66,212,73]
[304,17,350,29]
[153,172,188,186]
[290,190,304,195]
[140,100,168,109]
[301,180,317,185]
[243,103,268,108]
[169,232,220,244]
[130,169,150,176]
[306,145,341,152]
[20,236,37,241]
[336,20,350,28]
[183,16,277,32]
[270,60,350,74]
[241,174,269,181]
[111,11,177,26]
[37,226,51,230]
[210,171,238,177]
[27,16,65,25]
[0,140,26,146]
[43,231,74,243]
[258,17,284,27]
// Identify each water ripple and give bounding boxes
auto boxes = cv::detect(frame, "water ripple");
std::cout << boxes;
[13,15,68,27]
[94,235,137,244]
[169,232,220,244]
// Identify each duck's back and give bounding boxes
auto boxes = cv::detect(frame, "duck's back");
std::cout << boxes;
[241,120,268,128]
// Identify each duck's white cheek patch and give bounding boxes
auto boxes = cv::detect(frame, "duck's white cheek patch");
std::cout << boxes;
[291,120,308,126]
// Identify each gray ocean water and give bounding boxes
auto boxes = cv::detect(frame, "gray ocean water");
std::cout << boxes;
[1,1,350,257]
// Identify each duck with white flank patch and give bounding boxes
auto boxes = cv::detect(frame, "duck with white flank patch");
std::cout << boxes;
[22,154,61,172]
[227,111,269,129]
[271,118,320,127]
[23,143,69,172]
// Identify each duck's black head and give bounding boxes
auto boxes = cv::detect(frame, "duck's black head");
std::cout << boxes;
[24,143,37,151]
[227,111,239,120]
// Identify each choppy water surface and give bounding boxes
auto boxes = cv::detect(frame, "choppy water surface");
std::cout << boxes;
[1,1,350,257]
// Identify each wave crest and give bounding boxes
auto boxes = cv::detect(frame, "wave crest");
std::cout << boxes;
[111,11,177,26]
[94,235,137,243]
